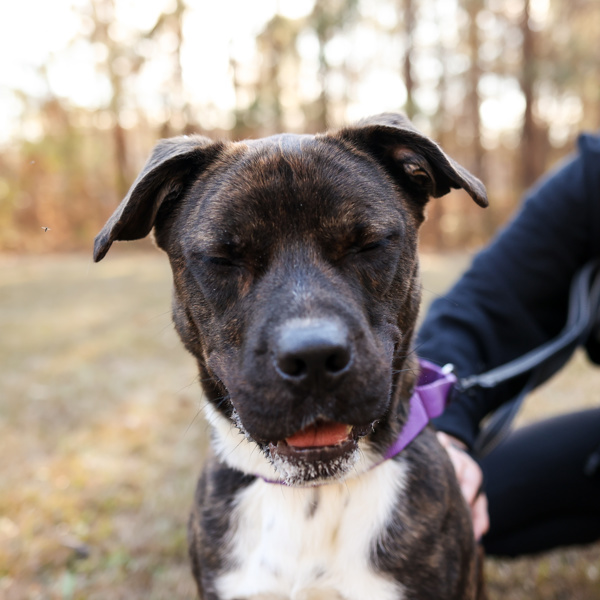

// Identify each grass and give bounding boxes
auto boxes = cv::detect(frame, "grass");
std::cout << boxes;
[1,250,599,599]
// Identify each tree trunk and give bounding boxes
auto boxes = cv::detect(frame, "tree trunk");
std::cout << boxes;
[91,0,129,198]
[520,0,537,189]
[466,0,483,180]
[400,0,416,120]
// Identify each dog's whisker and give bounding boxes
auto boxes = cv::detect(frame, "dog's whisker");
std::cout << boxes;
[419,282,463,309]
[222,436,249,462]
[195,396,231,431]
[174,374,203,396]
[153,321,177,337]
[419,283,446,300]
[342,476,352,498]
[197,399,233,438]
[213,393,230,405]
[197,375,223,385]
[395,341,428,362]
[391,368,418,375]
[187,392,227,414]
[182,407,204,440]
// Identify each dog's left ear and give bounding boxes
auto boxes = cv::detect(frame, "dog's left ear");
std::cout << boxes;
[333,113,488,208]
[93,135,222,262]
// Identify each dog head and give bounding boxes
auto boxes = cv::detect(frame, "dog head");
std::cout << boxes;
[95,113,486,485]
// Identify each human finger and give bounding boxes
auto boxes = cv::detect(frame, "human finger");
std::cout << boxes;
[471,492,490,541]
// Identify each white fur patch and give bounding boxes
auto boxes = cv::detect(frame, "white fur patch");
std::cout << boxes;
[216,460,407,600]
[203,403,382,483]
[204,403,282,481]
[203,404,407,600]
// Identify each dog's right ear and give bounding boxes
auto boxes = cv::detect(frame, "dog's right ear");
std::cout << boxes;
[93,135,222,262]
[333,113,488,209]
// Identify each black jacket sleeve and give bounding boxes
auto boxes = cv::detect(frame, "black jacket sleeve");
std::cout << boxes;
[416,134,600,449]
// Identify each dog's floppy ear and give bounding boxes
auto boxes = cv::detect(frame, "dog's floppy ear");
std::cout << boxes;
[93,135,222,262]
[334,113,488,208]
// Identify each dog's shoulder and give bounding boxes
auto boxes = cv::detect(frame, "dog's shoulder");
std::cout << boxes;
[373,430,480,598]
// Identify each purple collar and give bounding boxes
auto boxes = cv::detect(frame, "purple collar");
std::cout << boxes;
[382,359,455,459]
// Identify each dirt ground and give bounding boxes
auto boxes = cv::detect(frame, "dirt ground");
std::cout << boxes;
[1,250,599,599]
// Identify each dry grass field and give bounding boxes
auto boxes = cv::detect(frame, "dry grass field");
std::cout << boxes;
[1,250,599,599]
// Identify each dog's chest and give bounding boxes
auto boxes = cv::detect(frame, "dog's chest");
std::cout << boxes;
[214,460,407,600]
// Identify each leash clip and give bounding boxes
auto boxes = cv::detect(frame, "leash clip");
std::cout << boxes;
[441,363,455,375]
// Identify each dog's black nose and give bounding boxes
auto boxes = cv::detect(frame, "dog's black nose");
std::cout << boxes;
[275,319,352,385]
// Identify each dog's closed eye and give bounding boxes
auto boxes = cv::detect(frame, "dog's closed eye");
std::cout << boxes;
[357,240,386,253]
[347,232,400,257]
[202,255,239,268]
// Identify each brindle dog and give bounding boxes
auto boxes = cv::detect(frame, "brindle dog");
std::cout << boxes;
[95,113,487,600]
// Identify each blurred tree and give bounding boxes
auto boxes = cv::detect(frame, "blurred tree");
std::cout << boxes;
[519,0,543,188]
[233,14,302,137]
[465,0,483,180]
[86,0,144,196]
[541,0,600,138]
[7,99,116,252]
[1,0,599,253]
[398,0,417,120]
[306,0,359,130]
[464,0,499,243]
[146,0,193,136]
[431,0,452,146]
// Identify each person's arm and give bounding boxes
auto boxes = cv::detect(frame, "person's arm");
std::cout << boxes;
[419,134,599,540]
[418,135,599,449]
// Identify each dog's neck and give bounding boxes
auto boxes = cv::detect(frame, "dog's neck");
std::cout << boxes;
[204,360,455,487]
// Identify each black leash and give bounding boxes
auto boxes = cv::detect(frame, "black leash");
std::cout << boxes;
[456,259,600,457]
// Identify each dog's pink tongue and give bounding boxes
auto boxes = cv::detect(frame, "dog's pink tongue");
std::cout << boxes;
[286,422,350,448]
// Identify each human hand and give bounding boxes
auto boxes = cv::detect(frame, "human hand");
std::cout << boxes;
[437,432,490,541]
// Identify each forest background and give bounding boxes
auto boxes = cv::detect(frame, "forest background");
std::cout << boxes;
[2,0,600,598]
[2,0,599,253]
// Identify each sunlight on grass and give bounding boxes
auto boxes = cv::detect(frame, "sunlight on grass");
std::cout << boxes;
[1,251,599,599]
[0,252,204,599]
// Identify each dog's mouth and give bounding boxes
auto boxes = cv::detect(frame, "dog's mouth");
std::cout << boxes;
[268,420,372,467]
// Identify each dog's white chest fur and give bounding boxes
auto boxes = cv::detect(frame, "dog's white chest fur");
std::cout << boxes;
[214,459,407,600]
